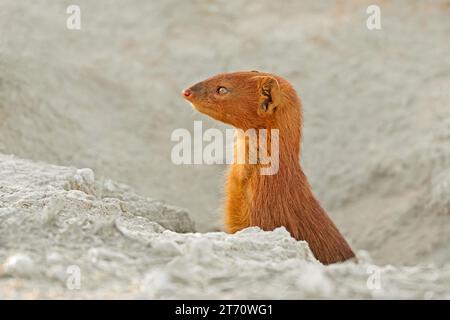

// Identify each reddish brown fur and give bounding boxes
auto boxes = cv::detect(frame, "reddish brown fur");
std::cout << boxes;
[183,71,355,264]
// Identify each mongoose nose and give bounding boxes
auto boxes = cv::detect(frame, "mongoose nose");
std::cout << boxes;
[183,89,192,97]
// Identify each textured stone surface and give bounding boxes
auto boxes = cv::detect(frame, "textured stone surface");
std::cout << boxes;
[0,154,449,299]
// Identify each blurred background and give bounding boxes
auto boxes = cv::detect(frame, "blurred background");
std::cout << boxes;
[1,0,449,266]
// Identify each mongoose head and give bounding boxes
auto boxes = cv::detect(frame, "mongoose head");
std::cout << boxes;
[182,71,285,130]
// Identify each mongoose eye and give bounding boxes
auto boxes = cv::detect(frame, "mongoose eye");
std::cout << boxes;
[217,87,229,95]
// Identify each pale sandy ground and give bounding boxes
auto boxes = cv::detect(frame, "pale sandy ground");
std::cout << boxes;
[0,0,450,298]
[1,154,449,299]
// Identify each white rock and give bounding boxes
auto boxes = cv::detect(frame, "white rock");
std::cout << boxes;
[76,168,95,185]
[3,254,36,277]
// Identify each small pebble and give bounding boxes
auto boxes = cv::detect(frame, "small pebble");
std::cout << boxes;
[3,254,36,277]
[76,168,95,185]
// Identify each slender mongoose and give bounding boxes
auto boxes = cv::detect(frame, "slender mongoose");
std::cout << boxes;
[183,71,355,264]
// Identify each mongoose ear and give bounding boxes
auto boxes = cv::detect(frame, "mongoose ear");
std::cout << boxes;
[255,76,281,115]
